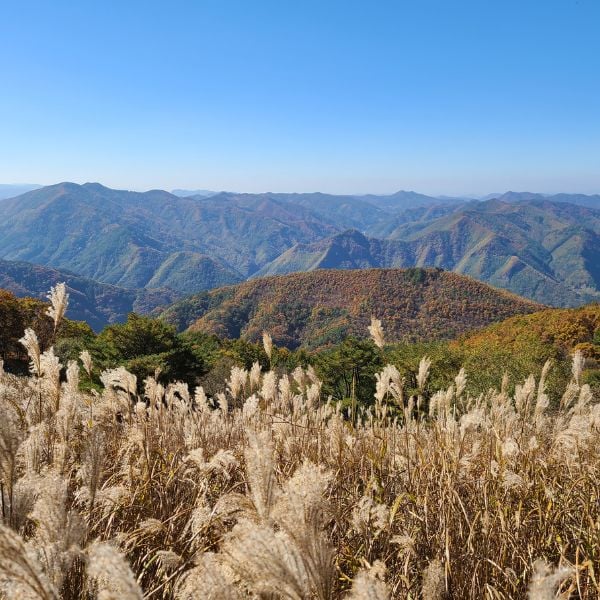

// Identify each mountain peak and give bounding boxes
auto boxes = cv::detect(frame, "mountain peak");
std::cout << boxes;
[83,182,111,191]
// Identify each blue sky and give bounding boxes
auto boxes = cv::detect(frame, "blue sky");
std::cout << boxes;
[1,0,599,195]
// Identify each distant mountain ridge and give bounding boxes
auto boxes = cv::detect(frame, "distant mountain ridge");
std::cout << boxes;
[490,191,600,209]
[160,268,542,349]
[0,183,461,293]
[0,182,598,327]
[1,182,396,278]
[257,200,600,306]
[171,189,221,197]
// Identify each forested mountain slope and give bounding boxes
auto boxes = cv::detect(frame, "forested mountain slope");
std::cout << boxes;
[0,183,337,289]
[258,200,600,306]
[0,258,178,330]
[160,267,542,348]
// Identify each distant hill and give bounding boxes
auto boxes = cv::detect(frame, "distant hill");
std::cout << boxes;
[0,183,349,288]
[254,229,394,276]
[171,189,221,197]
[489,191,600,209]
[358,190,466,211]
[0,259,178,331]
[257,200,600,307]
[160,268,542,349]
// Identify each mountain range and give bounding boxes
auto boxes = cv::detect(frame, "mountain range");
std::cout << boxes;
[0,182,598,328]
[257,200,600,306]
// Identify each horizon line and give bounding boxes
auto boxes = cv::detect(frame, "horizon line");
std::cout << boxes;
[3,181,600,199]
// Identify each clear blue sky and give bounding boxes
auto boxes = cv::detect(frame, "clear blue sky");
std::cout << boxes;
[1,0,599,195]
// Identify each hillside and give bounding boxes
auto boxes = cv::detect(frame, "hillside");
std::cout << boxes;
[387,199,600,306]
[0,258,178,331]
[161,268,542,348]
[258,200,600,306]
[254,229,409,276]
[458,302,600,359]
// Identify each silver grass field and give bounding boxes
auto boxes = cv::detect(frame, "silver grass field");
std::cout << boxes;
[0,285,598,599]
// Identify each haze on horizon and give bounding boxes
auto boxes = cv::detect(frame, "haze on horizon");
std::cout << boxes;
[1,0,599,196]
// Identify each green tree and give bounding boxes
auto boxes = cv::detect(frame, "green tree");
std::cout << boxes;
[315,337,383,408]
[93,314,208,388]
[54,321,96,365]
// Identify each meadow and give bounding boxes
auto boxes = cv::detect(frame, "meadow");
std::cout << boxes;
[0,285,598,599]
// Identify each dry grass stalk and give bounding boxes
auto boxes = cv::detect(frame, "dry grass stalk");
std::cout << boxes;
[0,291,598,598]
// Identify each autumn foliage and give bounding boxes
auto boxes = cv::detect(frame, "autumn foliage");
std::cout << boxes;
[163,268,542,348]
